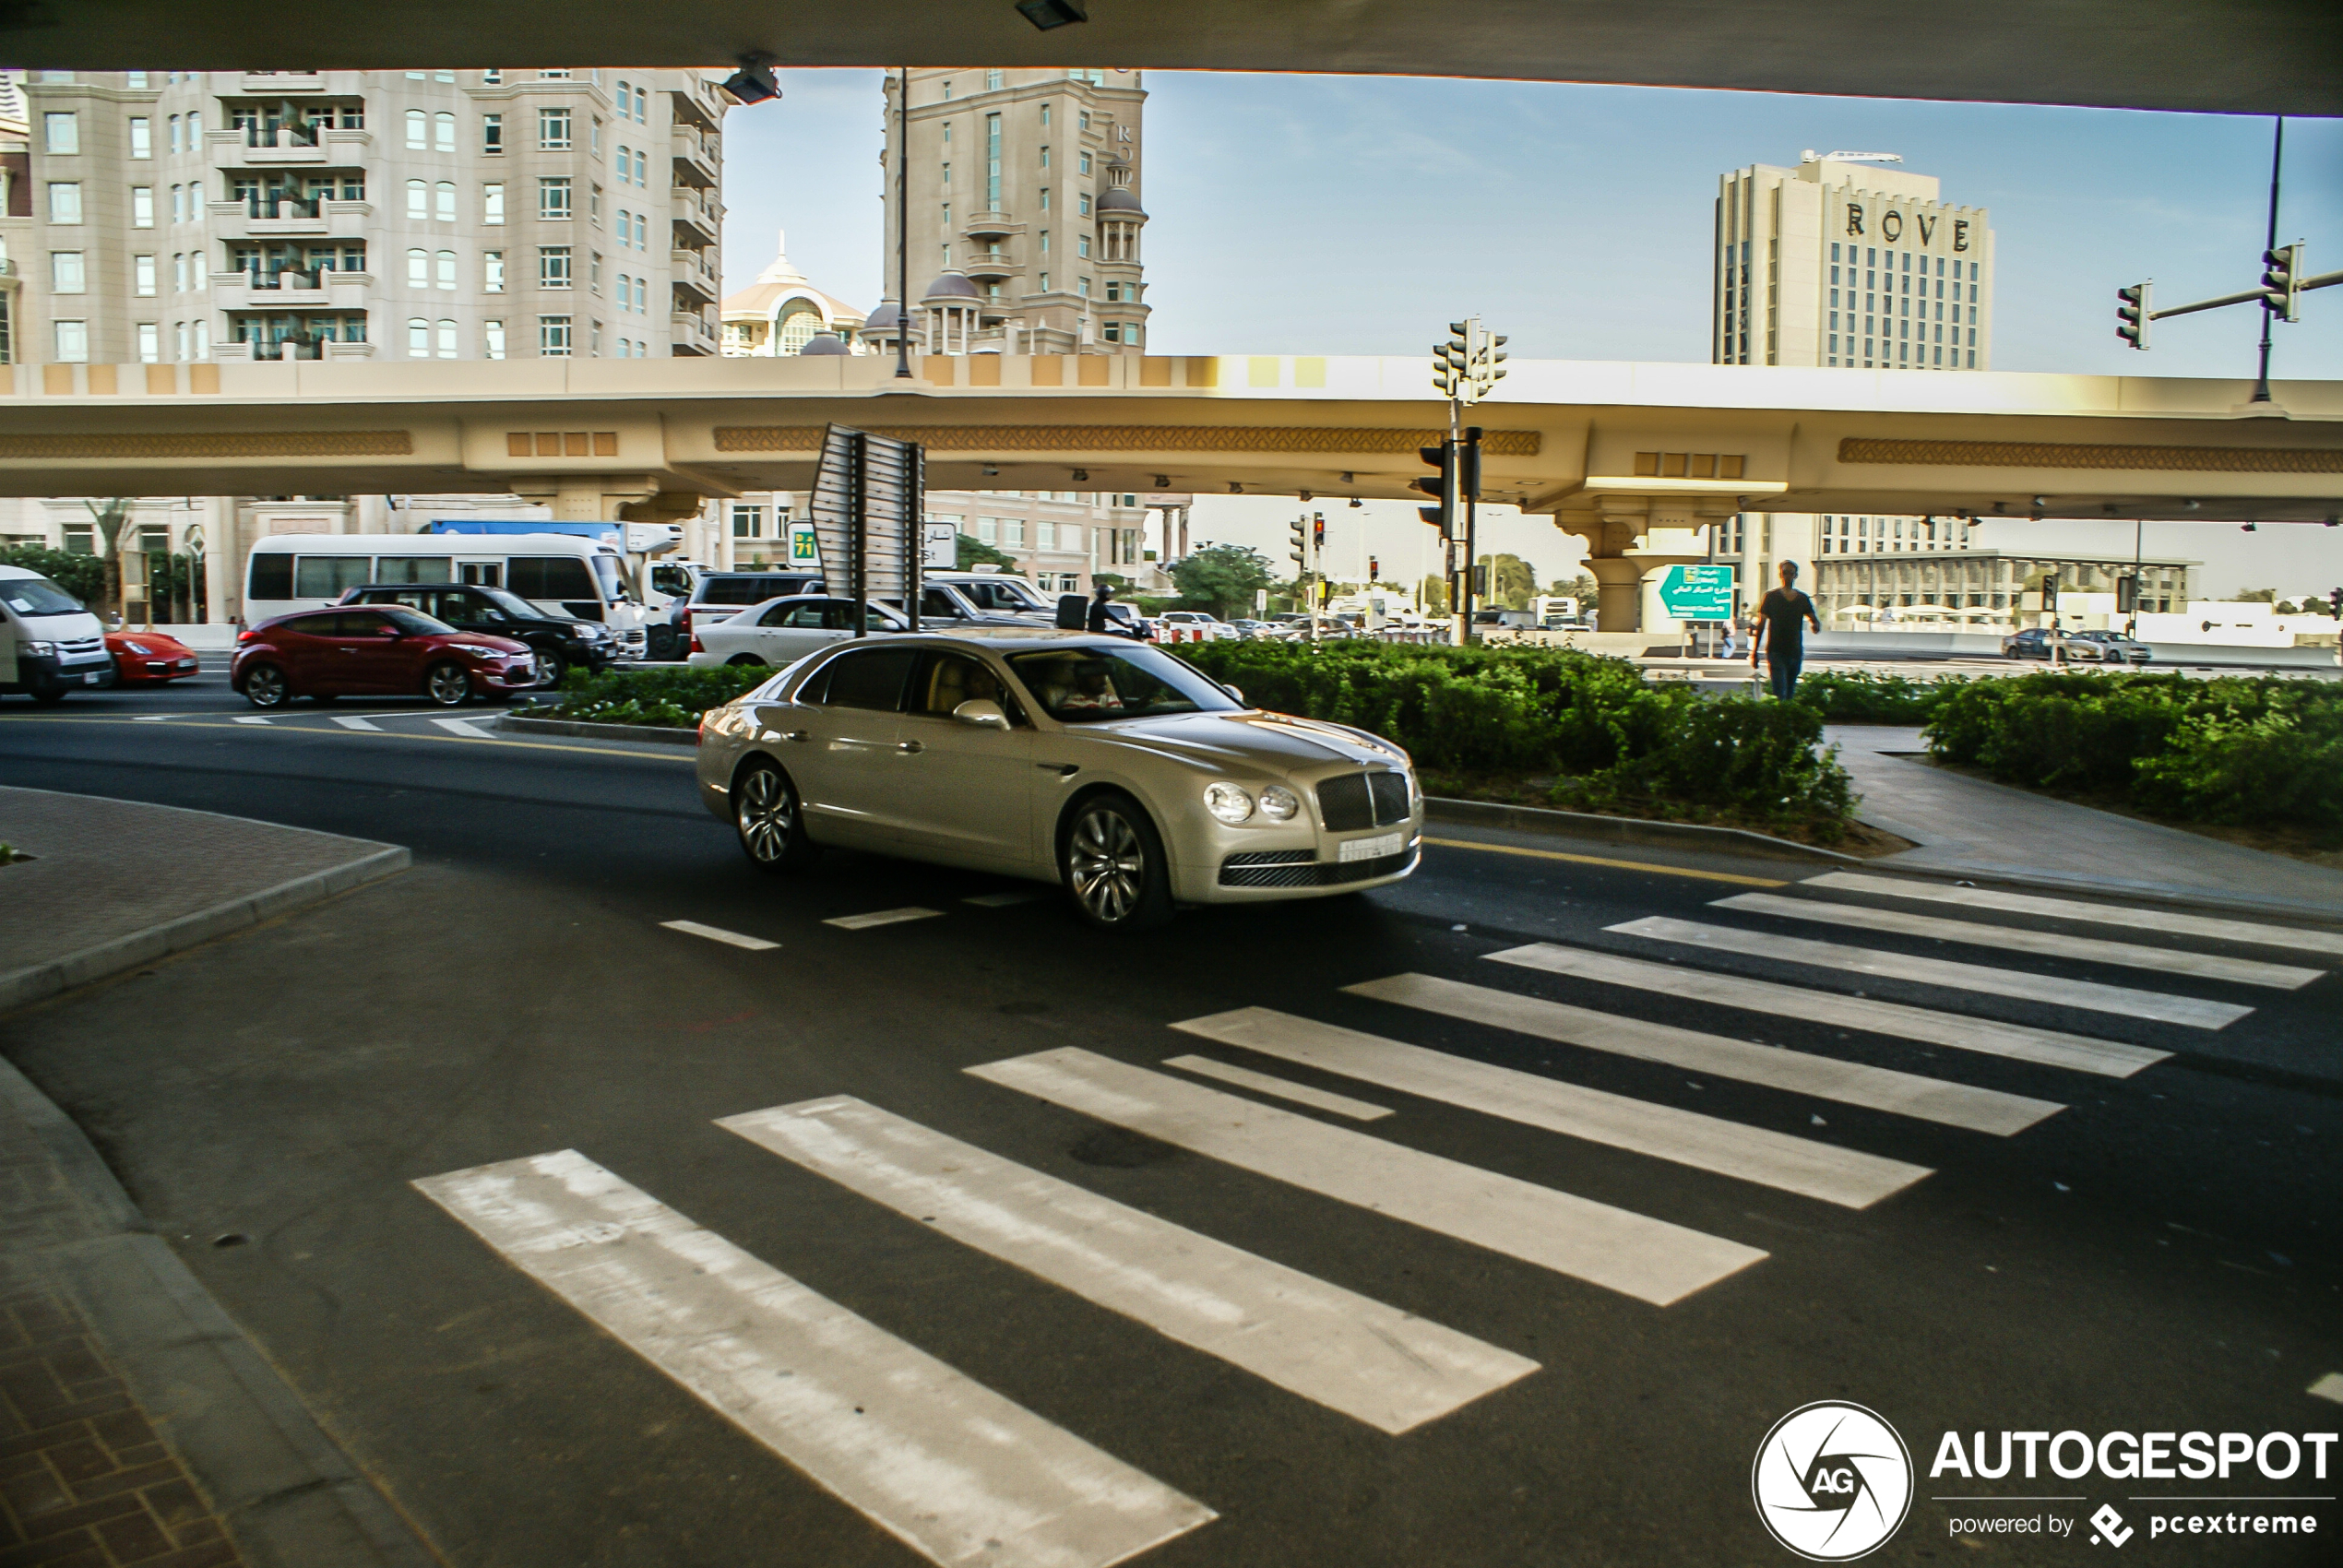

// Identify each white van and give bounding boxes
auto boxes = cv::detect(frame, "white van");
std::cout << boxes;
[244,532,646,651]
[1,564,115,704]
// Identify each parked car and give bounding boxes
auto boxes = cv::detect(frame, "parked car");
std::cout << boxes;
[1227,619,1279,640]
[923,571,1058,621]
[696,633,1421,931]
[339,583,617,685]
[666,571,828,657]
[687,595,911,668]
[2001,627,2055,659]
[1,564,113,703]
[885,581,1053,632]
[105,629,202,685]
[2064,630,2155,664]
[1158,611,1234,643]
[231,606,535,708]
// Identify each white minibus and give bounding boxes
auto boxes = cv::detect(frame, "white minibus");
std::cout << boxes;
[243,533,646,650]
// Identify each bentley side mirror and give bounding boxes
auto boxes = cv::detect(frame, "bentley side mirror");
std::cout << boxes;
[952,698,1011,731]
[1221,683,1245,705]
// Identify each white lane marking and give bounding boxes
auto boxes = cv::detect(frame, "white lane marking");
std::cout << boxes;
[432,716,496,739]
[1803,871,2343,959]
[659,920,779,952]
[964,890,1049,908]
[1334,978,2058,1138]
[2309,1372,2343,1406]
[722,1098,1531,1434]
[1180,1005,1941,1206]
[966,1048,1766,1307]
[414,1150,1214,1568]
[231,716,271,725]
[1715,892,2321,992]
[1483,944,2168,1079]
[1160,1054,1394,1122]
[330,716,384,731]
[131,715,172,722]
[826,907,945,931]
[1607,917,2253,1031]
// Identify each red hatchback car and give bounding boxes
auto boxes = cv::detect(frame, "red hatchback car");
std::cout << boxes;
[104,629,202,684]
[231,606,535,708]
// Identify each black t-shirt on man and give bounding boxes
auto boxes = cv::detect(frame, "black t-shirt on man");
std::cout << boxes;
[1757,587,1819,659]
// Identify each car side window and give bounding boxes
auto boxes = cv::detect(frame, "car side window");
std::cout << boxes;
[819,602,855,632]
[821,647,919,711]
[281,614,337,638]
[338,612,393,638]
[911,653,1015,719]
[921,588,962,619]
[757,602,799,628]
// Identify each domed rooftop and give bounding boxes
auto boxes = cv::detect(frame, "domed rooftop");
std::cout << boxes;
[922,270,981,303]
[862,301,904,330]
[1096,186,1146,216]
[799,332,850,355]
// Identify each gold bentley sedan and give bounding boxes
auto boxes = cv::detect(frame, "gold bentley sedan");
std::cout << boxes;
[694,631,1421,931]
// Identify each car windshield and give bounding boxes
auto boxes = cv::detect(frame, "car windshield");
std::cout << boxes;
[477,587,549,621]
[385,608,455,636]
[1006,646,1241,723]
[959,578,1048,612]
[2,575,86,618]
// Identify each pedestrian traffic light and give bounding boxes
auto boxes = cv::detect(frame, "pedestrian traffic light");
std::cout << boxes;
[2115,281,2151,350]
[1313,512,1325,552]
[1414,441,1456,536]
[2263,242,2303,322]
[1288,516,1307,567]
[1368,555,1379,580]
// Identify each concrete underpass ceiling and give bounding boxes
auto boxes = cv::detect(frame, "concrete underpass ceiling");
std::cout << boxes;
[4,0,2338,116]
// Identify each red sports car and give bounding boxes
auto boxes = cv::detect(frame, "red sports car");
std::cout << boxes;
[105,630,203,684]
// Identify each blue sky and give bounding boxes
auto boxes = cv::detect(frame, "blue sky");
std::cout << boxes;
[721,73,2343,593]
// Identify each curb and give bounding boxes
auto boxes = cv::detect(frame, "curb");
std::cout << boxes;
[0,846,410,1017]
[496,714,699,746]
[1425,797,1861,865]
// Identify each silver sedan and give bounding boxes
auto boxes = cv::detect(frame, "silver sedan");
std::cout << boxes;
[695,631,1421,930]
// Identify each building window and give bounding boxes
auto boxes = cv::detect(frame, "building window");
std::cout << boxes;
[50,252,86,293]
[731,504,766,539]
[170,184,184,222]
[130,186,154,227]
[985,112,1001,209]
[53,320,89,362]
[1039,186,1052,213]
[135,255,156,296]
[1078,149,1092,176]
[42,111,78,154]
[1076,276,1089,297]
[1039,271,1050,291]
[435,181,456,221]
[407,247,428,286]
[135,323,159,362]
[484,320,505,359]
[482,113,503,153]
[173,253,187,291]
[406,109,426,149]
[483,251,505,291]
[539,315,572,356]
[408,317,430,356]
[437,319,458,358]
[975,517,996,543]
[540,107,572,149]
[436,249,457,289]
[128,116,151,158]
[985,68,1004,89]
[1077,234,1090,258]
[483,184,505,224]
[1102,321,1121,343]
[407,179,427,219]
[1078,193,1091,217]
[1037,520,1057,549]
[540,178,571,220]
[435,112,456,152]
[941,161,950,187]
[1040,102,1051,127]
[589,252,601,291]
[1004,519,1026,547]
[539,246,572,288]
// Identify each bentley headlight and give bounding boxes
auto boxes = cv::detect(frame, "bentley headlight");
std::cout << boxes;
[1257,784,1300,821]
[1203,782,1255,824]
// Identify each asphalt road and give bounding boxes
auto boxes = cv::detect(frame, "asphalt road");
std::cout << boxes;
[3,674,2339,1567]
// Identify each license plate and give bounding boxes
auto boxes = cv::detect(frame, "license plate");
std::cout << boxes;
[1338,830,1404,863]
[83,671,103,684]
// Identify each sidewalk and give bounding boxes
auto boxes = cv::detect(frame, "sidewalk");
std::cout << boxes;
[1,789,431,1567]
[1828,726,2343,921]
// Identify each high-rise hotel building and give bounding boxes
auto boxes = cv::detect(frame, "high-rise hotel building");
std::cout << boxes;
[1714,152,1992,371]
[875,67,1148,355]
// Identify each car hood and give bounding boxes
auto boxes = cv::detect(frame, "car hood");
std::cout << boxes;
[1070,709,1408,774]
[449,635,533,654]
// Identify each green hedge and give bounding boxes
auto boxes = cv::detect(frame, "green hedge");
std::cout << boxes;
[1790,669,1961,724]
[1177,641,1853,833]
[1925,671,2343,829]
[541,664,767,729]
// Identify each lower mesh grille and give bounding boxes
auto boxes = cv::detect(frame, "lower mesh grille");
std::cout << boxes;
[1219,847,1416,888]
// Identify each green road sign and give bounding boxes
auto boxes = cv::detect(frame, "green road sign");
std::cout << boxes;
[1659,564,1735,619]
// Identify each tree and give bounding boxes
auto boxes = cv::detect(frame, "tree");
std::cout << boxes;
[1547,573,1599,605]
[956,532,1020,571]
[1476,552,1537,610]
[2234,587,2278,602]
[0,545,103,606]
[85,499,135,618]
[1167,542,1274,621]
[1419,575,1450,616]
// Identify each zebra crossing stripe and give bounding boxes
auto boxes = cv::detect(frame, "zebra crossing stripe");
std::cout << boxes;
[1180,1005,1940,1204]
[1482,944,2168,1078]
[1340,974,2059,1137]
[330,716,384,731]
[720,1098,1534,1434]
[230,716,270,726]
[1606,917,2254,1030]
[967,1049,1767,1308]
[1161,1054,1394,1122]
[1802,871,2343,959]
[1713,893,2321,991]
[414,1149,1215,1568]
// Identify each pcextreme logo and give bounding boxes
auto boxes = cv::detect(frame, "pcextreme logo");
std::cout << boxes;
[1753,1402,1916,1561]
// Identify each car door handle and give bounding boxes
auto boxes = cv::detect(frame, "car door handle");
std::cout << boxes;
[779,730,808,742]
[897,740,924,754]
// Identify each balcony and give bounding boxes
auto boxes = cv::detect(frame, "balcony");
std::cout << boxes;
[669,250,719,306]
[208,125,373,170]
[671,204,718,250]
[962,210,1021,239]
[670,136,719,191]
[669,87,720,136]
[963,247,1019,280]
[240,71,326,93]
[671,310,717,354]
[210,196,371,239]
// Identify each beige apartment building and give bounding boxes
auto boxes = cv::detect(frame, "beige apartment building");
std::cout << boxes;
[873,66,1148,356]
[1,65,726,366]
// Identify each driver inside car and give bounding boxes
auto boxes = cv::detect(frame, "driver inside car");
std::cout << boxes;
[1053,661,1125,712]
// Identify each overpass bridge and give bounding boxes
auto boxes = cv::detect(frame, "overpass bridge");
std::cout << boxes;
[6,353,2337,626]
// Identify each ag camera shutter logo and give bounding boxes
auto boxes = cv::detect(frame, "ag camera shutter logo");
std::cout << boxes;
[1753,1401,1914,1561]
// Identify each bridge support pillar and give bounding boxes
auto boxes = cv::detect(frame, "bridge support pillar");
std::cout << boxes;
[1583,558,1649,633]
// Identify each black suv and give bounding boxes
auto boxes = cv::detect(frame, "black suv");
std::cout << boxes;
[338,584,617,685]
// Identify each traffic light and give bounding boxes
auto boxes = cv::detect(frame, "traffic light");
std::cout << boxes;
[1459,426,1482,503]
[1288,517,1307,568]
[1430,334,1467,398]
[1469,331,1508,396]
[1414,441,1456,536]
[2116,281,2151,350]
[2330,587,2341,621]
[1313,512,1325,552]
[2263,242,2303,322]
[1368,555,1379,581]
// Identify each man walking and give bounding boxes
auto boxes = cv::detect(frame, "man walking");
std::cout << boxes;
[1752,560,1821,700]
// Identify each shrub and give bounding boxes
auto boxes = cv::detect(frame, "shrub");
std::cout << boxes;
[0,545,104,605]
[545,664,767,728]
[1790,669,1959,724]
